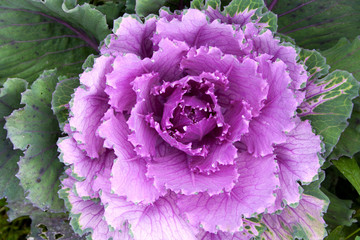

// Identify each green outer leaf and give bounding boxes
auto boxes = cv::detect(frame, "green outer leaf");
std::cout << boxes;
[298,70,359,157]
[329,99,360,160]
[299,49,330,80]
[0,78,27,202]
[94,1,125,27]
[322,37,360,160]
[82,54,95,70]
[7,198,84,239]
[126,0,136,13]
[190,0,221,10]
[30,0,109,42]
[0,0,110,84]
[301,171,329,214]
[272,0,360,50]
[5,69,64,211]
[190,0,204,9]
[51,53,95,130]
[326,225,346,240]
[322,37,360,81]
[226,0,277,32]
[322,188,356,229]
[224,0,264,16]
[333,157,360,196]
[135,0,166,17]
[258,10,277,33]
[190,0,277,32]
[51,76,79,130]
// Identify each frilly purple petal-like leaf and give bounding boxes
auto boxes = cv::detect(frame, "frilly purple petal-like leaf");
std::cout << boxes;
[127,72,165,158]
[58,137,115,198]
[147,148,238,195]
[101,191,196,240]
[105,54,149,112]
[60,174,132,240]
[155,9,243,55]
[181,47,268,116]
[249,28,307,103]
[177,153,278,233]
[101,15,156,58]
[189,142,238,172]
[205,7,256,28]
[69,56,113,158]
[262,194,327,240]
[241,54,297,157]
[271,119,322,210]
[196,218,264,240]
[98,109,165,204]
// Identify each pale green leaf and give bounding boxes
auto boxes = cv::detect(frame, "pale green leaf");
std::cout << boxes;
[224,0,264,16]
[5,69,63,211]
[51,76,79,130]
[0,78,27,202]
[298,69,359,157]
[299,49,330,80]
[190,0,277,32]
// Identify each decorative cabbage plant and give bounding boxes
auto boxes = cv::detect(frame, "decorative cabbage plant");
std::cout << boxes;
[1,0,360,239]
[57,4,334,240]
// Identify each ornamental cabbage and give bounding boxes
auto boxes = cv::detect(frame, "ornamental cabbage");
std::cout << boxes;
[59,6,326,240]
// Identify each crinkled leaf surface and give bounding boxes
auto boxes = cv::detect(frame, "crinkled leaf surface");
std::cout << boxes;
[224,0,264,15]
[0,0,110,84]
[226,0,277,32]
[271,0,360,50]
[298,49,359,157]
[52,76,79,130]
[333,157,360,196]
[321,37,360,160]
[263,172,328,240]
[0,78,27,202]
[299,49,330,79]
[322,188,356,229]
[5,69,63,211]
[7,198,84,239]
[52,53,94,133]
[191,0,277,32]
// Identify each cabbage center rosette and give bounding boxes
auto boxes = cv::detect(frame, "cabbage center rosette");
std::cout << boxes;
[58,8,323,240]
